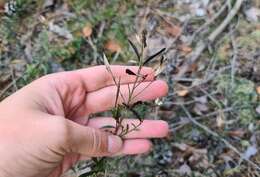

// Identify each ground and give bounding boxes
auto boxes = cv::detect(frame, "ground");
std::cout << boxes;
[0,0,260,177]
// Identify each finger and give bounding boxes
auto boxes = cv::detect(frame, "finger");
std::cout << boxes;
[82,80,168,115]
[44,65,155,92]
[79,139,151,159]
[88,118,169,139]
[58,119,123,156]
[118,139,152,155]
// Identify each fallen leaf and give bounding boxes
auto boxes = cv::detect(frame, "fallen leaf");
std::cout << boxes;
[165,24,182,37]
[82,24,92,37]
[172,143,189,151]
[105,40,122,53]
[187,63,198,72]
[227,129,246,138]
[216,114,225,128]
[177,89,189,97]
[256,86,260,94]
[178,44,192,54]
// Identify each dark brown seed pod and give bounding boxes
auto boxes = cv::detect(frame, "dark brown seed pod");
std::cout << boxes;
[143,48,166,65]
[128,39,140,62]
[125,68,136,76]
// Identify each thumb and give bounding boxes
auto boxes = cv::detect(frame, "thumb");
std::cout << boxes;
[61,119,123,156]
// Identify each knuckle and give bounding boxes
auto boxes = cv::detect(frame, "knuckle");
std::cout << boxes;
[89,129,108,154]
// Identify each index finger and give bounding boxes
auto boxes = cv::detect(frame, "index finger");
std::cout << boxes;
[47,65,155,92]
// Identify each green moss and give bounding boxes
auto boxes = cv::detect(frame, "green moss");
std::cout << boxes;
[215,75,258,124]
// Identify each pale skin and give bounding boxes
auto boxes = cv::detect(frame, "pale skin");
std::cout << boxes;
[0,65,169,177]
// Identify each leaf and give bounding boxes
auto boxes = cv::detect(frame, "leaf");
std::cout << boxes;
[82,24,92,37]
[165,24,182,37]
[132,101,143,107]
[128,39,140,61]
[130,108,143,122]
[101,125,116,129]
[143,48,166,65]
[176,89,189,97]
[111,106,121,120]
[104,40,122,53]
[178,44,192,54]
[125,68,136,76]
[227,129,245,138]
[216,114,225,128]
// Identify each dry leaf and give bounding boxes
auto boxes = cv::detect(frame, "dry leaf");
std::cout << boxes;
[256,86,260,94]
[179,44,192,53]
[187,63,198,72]
[172,143,189,151]
[177,89,189,97]
[82,25,92,37]
[165,24,182,37]
[105,40,122,53]
[227,129,245,138]
[216,115,225,128]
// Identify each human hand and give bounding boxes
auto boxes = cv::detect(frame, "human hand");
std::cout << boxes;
[0,65,168,177]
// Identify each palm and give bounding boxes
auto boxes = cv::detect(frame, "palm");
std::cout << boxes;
[9,65,168,177]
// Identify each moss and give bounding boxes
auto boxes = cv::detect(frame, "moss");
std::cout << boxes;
[215,75,258,125]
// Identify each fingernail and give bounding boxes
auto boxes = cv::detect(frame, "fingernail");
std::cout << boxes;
[108,135,123,153]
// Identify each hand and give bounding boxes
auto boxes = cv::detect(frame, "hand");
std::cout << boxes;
[0,65,168,177]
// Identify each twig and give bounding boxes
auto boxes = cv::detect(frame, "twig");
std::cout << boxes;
[230,33,238,89]
[176,0,244,78]
[0,75,23,99]
[10,67,18,91]
[171,107,233,130]
[180,104,260,171]
[189,1,229,45]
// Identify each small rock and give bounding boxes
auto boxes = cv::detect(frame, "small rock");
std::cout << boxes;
[196,8,206,17]
[243,145,258,160]
[178,163,191,176]
[245,7,260,22]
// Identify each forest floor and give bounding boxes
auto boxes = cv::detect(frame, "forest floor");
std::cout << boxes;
[0,0,260,177]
